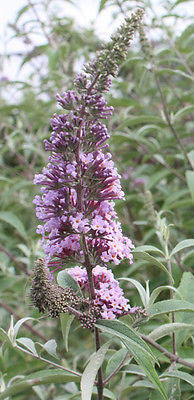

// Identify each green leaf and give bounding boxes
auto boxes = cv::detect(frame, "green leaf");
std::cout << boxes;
[170,239,194,258]
[98,0,109,12]
[148,323,194,341]
[187,150,194,169]
[175,272,194,347]
[96,320,167,400]
[17,337,38,356]
[132,250,173,281]
[0,211,27,240]
[57,270,83,296]
[170,0,193,11]
[106,348,128,377]
[118,115,166,130]
[148,300,194,318]
[15,4,30,22]
[119,278,148,307]
[134,246,165,256]
[149,286,181,307]
[122,364,146,376]
[150,376,181,400]
[136,124,164,136]
[146,169,170,190]
[186,171,194,202]
[109,97,141,108]
[161,370,194,386]
[96,320,157,363]
[37,339,59,359]
[60,313,75,352]
[158,68,194,81]
[0,370,80,400]
[0,328,9,342]
[163,189,189,208]
[174,105,194,121]
[81,341,110,400]
[14,318,35,339]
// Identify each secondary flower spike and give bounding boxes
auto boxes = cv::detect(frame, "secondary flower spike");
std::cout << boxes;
[33,10,143,269]
[67,265,131,320]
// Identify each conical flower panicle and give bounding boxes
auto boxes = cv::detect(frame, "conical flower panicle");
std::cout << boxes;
[33,12,144,268]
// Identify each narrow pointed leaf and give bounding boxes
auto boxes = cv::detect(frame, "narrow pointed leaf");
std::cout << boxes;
[106,348,128,377]
[121,364,146,376]
[60,313,75,352]
[134,245,165,256]
[148,323,194,341]
[186,171,194,202]
[132,250,173,281]
[148,300,194,318]
[0,212,27,240]
[14,318,35,339]
[0,370,80,400]
[96,320,157,363]
[119,277,147,307]
[81,341,110,400]
[170,239,194,258]
[149,286,181,307]
[161,371,194,386]
[96,320,167,400]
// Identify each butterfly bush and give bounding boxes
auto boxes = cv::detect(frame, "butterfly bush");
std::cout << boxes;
[32,10,144,323]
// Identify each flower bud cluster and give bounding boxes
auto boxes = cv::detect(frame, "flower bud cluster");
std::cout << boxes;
[31,259,103,329]
[30,259,88,318]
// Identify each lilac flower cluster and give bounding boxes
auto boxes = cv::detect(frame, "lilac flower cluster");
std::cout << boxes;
[67,265,133,320]
[33,84,134,268]
[33,11,144,273]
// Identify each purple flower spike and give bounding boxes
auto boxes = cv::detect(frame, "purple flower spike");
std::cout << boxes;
[33,11,145,270]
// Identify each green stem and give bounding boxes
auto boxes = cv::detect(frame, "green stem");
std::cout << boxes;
[81,235,103,399]
[167,258,176,357]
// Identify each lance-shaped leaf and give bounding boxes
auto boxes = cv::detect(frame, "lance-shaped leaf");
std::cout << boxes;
[119,278,148,307]
[161,370,194,386]
[60,313,75,352]
[148,300,194,318]
[0,369,80,400]
[148,286,181,307]
[132,250,173,281]
[170,239,194,258]
[148,323,194,341]
[0,211,27,240]
[96,319,167,400]
[81,341,110,400]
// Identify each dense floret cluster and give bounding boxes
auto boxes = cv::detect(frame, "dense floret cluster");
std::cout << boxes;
[33,77,134,267]
[67,265,133,319]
